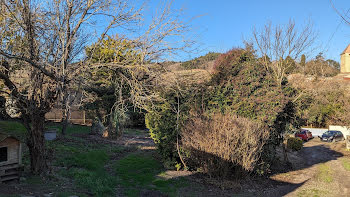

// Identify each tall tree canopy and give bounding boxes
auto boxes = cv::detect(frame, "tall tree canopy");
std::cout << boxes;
[0,0,195,174]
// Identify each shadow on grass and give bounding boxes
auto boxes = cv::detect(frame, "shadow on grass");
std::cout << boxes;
[163,140,345,197]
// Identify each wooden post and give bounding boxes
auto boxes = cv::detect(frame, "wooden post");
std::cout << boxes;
[346,136,350,150]
[83,111,86,125]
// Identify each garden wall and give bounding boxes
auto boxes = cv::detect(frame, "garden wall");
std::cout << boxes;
[301,127,328,137]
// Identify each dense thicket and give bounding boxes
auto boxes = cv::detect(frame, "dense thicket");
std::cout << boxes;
[290,75,350,128]
[83,37,145,137]
[303,53,339,77]
[146,48,299,175]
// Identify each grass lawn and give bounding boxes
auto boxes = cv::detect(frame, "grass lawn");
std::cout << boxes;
[0,120,27,140]
[0,120,192,197]
[315,163,333,183]
[115,153,188,197]
[3,120,348,196]
[340,158,350,171]
[0,120,91,138]
[297,188,329,197]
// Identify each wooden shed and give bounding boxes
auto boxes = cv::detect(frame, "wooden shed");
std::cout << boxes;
[0,133,22,183]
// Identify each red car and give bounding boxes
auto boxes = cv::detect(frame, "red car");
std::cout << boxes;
[295,130,313,141]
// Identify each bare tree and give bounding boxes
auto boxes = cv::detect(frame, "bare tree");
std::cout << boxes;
[0,0,141,174]
[0,0,196,173]
[251,20,317,85]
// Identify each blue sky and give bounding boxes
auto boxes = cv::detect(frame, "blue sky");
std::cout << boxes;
[158,0,350,62]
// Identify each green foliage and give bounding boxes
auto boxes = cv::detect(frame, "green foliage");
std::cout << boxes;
[147,48,298,174]
[180,52,220,69]
[294,86,348,127]
[145,69,198,163]
[211,48,253,84]
[82,66,118,120]
[202,49,299,165]
[209,49,295,129]
[85,35,141,64]
[145,102,179,162]
[300,54,306,69]
[84,35,145,131]
[286,137,303,151]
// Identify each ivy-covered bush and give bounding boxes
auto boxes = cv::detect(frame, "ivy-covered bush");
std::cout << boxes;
[146,48,299,174]
[208,49,298,152]
[145,85,193,168]
[286,137,303,151]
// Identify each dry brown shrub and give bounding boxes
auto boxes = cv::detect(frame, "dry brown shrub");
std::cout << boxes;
[182,112,270,177]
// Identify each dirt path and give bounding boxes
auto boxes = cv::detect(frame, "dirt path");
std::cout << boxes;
[268,139,350,197]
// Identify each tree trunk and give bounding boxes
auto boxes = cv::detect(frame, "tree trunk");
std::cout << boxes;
[104,111,123,138]
[61,115,69,136]
[24,115,47,174]
[61,93,69,136]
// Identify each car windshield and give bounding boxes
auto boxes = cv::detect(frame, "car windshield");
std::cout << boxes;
[323,131,336,136]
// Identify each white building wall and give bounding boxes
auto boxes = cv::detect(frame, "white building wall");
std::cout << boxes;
[301,128,328,137]
[329,125,350,137]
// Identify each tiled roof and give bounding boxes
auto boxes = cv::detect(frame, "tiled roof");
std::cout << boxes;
[342,44,350,54]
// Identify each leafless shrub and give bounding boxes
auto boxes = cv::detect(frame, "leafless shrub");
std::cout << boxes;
[181,112,269,178]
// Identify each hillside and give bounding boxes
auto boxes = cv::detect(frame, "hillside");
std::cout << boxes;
[288,73,350,95]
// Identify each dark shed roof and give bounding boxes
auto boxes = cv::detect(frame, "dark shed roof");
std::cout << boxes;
[0,133,20,143]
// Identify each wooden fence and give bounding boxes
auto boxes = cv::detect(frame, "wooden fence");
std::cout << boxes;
[45,108,92,125]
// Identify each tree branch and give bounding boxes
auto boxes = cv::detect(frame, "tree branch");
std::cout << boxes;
[0,50,58,81]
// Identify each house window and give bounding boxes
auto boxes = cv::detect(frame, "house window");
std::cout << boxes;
[0,147,7,162]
